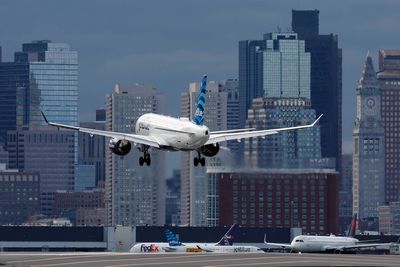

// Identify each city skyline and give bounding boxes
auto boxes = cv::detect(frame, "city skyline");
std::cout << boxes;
[1,1,400,157]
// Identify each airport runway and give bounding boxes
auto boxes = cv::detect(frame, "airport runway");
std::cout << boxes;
[0,252,399,267]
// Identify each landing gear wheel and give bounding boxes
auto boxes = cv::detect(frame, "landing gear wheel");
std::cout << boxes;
[200,157,205,166]
[139,157,144,166]
[194,157,199,166]
[146,156,151,166]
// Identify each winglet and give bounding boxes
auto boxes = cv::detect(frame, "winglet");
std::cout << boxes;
[41,111,49,124]
[312,114,323,127]
[264,233,267,244]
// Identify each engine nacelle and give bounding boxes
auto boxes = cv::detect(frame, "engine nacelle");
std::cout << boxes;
[109,139,132,156]
[200,143,220,157]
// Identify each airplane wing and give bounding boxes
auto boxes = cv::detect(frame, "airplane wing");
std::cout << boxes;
[205,114,323,145]
[197,245,214,252]
[162,247,178,252]
[327,242,397,251]
[41,111,162,148]
[263,234,292,249]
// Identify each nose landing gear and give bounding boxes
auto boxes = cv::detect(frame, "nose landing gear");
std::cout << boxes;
[193,151,205,167]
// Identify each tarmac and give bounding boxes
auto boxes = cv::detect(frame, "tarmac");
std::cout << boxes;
[1,252,399,267]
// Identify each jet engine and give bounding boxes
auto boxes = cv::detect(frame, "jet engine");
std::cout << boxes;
[200,143,220,157]
[109,139,132,156]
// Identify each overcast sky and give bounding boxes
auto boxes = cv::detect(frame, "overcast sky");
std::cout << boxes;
[1,0,399,171]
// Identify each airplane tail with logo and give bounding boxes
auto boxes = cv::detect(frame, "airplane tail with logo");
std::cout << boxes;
[346,213,358,237]
[192,75,207,126]
[164,229,182,246]
[216,223,239,246]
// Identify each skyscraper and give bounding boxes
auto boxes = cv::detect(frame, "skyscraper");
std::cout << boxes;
[377,50,400,203]
[105,83,165,226]
[292,10,342,171]
[14,40,78,126]
[244,32,322,169]
[180,79,239,226]
[352,54,385,219]
[7,125,75,214]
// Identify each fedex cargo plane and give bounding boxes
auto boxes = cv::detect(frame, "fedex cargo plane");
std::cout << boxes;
[42,75,322,167]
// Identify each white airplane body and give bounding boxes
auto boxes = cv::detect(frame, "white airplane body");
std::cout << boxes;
[130,242,262,253]
[41,75,322,166]
[130,224,263,253]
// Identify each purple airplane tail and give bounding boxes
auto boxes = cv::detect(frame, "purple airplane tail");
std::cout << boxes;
[216,224,239,246]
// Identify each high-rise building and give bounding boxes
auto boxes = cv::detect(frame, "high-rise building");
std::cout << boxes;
[6,125,75,215]
[378,202,400,235]
[207,168,339,234]
[245,98,321,169]
[377,50,400,203]
[78,120,105,186]
[14,40,78,126]
[339,154,353,233]
[166,169,181,225]
[180,79,238,226]
[243,32,322,170]
[352,54,385,220]
[0,164,40,225]
[292,10,342,171]
[0,62,37,145]
[105,83,165,226]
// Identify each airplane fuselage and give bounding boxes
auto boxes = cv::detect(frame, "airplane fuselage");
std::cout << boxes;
[135,113,210,151]
[130,242,262,253]
[290,235,358,252]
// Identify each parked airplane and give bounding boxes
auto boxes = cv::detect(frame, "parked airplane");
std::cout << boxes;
[130,224,263,253]
[41,75,322,167]
[264,214,397,253]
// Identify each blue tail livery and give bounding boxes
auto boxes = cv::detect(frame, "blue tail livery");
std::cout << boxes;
[216,223,239,246]
[164,229,182,246]
[193,75,207,126]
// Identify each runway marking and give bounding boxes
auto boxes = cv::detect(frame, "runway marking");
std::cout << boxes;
[204,260,315,267]
[104,256,293,267]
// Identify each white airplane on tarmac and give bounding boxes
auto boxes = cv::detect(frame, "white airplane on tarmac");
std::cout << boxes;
[41,75,322,167]
[264,214,399,253]
[130,224,263,253]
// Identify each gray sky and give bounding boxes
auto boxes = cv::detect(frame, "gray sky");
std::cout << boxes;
[1,0,399,172]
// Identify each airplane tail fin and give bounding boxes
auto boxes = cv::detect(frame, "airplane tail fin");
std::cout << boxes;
[164,229,182,246]
[216,223,239,246]
[192,75,207,126]
[347,213,358,237]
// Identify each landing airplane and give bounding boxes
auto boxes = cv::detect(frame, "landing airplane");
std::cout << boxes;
[130,224,263,253]
[264,214,398,253]
[41,75,322,166]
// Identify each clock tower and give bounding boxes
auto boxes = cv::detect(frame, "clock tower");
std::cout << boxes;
[353,53,385,220]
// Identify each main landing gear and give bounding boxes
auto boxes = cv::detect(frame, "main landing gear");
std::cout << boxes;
[139,145,151,166]
[193,151,205,167]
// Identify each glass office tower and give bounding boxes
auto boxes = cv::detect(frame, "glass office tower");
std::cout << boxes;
[14,40,78,126]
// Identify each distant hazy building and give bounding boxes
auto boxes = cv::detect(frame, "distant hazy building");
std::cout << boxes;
[105,83,165,226]
[292,10,342,171]
[6,125,75,215]
[377,50,400,203]
[339,154,353,233]
[180,79,238,226]
[78,120,106,186]
[353,54,385,220]
[166,169,181,225]
[0,164,40,225]
[53,190,105,224]
[378,202,400,235]
[0,146,8,168]
[207,168,339,234]
[74,164,96,192]
[76,207,105,226]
